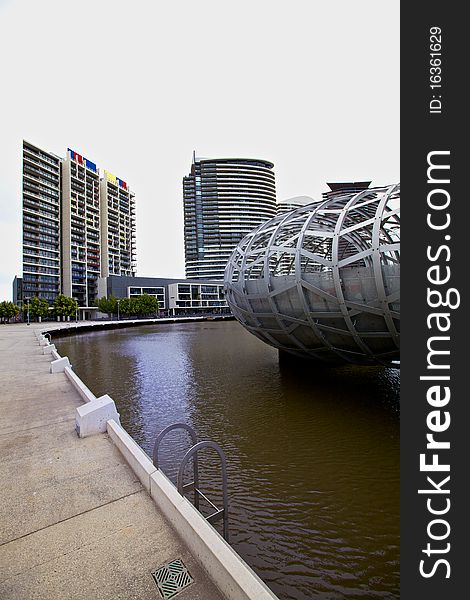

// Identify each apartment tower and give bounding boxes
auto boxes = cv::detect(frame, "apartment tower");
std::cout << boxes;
[22,141,62,303]
[100,171,136,278]
[61,149,101,306]
[183,154,277,280]
[21,141,136,306]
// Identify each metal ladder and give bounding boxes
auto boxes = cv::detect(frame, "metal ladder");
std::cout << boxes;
[152,423,229,542]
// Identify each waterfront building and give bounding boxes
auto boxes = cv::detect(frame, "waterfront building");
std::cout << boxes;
[22,141,62,303]
[183,154,277,281]
[19,141,136,307]
[168,281,226,313]
[61,149,101,306]
[101,275,229,316]
[99,171,136,279]
[12,276,22,305]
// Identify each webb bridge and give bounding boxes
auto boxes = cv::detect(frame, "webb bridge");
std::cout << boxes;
[224,184,400,367]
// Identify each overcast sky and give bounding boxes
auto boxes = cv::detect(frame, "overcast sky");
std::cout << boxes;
[0,0,399,301]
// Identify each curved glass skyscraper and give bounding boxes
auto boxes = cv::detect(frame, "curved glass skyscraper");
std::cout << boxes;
[183,155,277,280]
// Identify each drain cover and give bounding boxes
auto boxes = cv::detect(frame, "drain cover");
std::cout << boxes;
[152,559,193,599]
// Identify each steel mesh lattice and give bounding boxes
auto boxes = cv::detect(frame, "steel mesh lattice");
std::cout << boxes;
[224,184,400,366]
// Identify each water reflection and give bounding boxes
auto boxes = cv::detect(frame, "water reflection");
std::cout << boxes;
[56,321,399,600]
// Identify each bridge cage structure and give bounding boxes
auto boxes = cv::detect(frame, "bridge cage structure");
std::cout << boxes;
[224,184,400,367]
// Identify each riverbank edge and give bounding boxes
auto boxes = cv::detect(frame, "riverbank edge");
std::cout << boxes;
[41,314,235,339]
[37,324,278,600]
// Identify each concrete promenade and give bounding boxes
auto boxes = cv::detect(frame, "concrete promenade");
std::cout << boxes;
[0,323,223,599]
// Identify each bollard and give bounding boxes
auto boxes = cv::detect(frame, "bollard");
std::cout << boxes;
[75,395,120,437]
[50,356,71,373]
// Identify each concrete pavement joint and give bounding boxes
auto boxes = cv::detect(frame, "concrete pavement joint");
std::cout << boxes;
[0,522,140,584]
[0,489,145,551]
[0,417,75,438]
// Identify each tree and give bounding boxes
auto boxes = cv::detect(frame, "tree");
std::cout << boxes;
[95,295,158,319]
[0,302,6,323]
[96,295,117,316]
[0,301,21,324]
[136,294,158,316]
[53,294,78,317]
[117,297,133,317]
[28,296,50,321]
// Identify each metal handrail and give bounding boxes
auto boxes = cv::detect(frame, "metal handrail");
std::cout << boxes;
[153,423,200,509]
[177,440,229,542]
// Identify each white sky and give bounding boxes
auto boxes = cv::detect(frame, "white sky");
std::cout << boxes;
[0,0,399,300]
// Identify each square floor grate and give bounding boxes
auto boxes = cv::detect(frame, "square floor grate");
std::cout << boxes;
[152,558,193,599]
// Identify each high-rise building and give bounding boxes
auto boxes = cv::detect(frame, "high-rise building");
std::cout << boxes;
[100,170,136,279]
[183,154,277,280]
[20,140,136,306]
[61,149,101,306]
[22,141,62,303]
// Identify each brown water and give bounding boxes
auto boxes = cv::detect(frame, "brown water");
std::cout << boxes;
[56,320,399,600]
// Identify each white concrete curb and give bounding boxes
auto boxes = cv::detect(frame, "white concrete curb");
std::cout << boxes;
[107,420,156,492]
[64,366,96,403]
[106,419,278,600]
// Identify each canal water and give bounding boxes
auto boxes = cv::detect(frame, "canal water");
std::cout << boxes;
[56,320,399,600]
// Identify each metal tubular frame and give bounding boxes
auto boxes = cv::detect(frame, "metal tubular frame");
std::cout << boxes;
[177,441,229,542]
[224,184,400,366]
[152,423,200,509]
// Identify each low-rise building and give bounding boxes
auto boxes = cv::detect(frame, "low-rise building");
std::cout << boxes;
[99,275,229,316]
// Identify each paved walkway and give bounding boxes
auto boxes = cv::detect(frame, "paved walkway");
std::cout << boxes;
[0,323,223,599]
